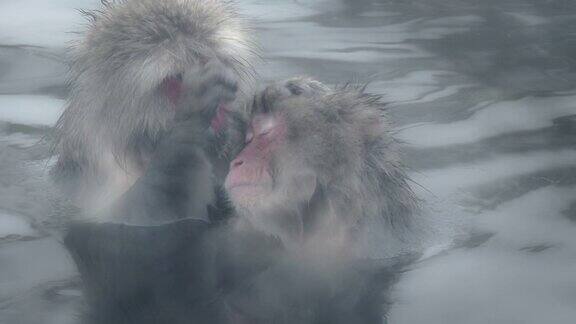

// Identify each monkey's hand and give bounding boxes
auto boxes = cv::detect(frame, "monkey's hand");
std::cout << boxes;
[107,59,240,225]
[176,59,239,127]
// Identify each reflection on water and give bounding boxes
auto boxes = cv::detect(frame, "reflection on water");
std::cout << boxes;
[0,0,575,323]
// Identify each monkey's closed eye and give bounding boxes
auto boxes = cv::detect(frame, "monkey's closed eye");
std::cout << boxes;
[246,127,274,144]
[258,129,272,137]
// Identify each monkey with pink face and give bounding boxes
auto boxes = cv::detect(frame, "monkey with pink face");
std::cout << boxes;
[222,77,420,323]
[53,0,421,323]
[52,0,254,225]
[225,78,419,254]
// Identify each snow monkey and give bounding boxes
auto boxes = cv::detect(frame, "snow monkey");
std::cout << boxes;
[225,77,419,255]
[51,0,256,223]
[65,78,419,324]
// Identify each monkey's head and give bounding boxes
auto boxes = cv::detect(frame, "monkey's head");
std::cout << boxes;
[53,0,256,206]
[79,0,253,106]
[71,0,255,130]
[225,78,419,251]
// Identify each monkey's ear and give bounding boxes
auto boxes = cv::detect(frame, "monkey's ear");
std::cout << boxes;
[361,97,389,142]
[256,77,329,113]
[335,86,389,142]
[283,77,329,96]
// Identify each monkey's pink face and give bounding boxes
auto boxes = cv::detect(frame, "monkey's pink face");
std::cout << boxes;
[224,113,287,207]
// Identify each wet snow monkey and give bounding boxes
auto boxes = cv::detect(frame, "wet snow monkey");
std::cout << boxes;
[226,78,419,256]
[216,78,421,323]
[51,0,255,224]
[65,78,420,324]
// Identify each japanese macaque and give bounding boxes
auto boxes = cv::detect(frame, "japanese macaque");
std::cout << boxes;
[51,0,255,222]
[226,77,420,257]
[217,77,421,323]
[65,78,419,324]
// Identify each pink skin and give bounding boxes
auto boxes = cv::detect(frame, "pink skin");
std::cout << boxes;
[161,75,230,132]
[225,113,287,199]
[162,75,183,106]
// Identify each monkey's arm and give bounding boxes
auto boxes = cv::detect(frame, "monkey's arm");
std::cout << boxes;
[101,59,241,226]
[63,117,238,323]
[104,118,216,225]
[64,219,229,324]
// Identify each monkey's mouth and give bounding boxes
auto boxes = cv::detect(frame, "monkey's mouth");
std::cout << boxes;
[161,73,183,105]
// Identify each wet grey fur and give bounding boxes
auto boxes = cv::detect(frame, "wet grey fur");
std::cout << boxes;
[246,78,422,256]
[51,0,257,209]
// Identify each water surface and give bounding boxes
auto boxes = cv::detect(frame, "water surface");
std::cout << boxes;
[0,1,575,323]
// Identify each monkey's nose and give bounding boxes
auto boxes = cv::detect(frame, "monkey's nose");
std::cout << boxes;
[230,158,244,169]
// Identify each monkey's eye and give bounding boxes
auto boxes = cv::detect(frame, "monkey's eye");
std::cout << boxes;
[257,118,276,137]
[247,114,279,143]
[258,129,272,138]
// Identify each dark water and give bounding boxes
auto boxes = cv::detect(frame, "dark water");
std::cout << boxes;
[0,1,575,323]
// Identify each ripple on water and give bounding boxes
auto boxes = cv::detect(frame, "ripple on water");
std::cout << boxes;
[398,94,576,147]
[0,1,575,324]
[0,95,64,127]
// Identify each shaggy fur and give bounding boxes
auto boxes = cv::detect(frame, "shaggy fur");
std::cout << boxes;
[236,77,421,256]
[51,0,256,212]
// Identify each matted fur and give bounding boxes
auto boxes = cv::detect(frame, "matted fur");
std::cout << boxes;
[51,0,257,209]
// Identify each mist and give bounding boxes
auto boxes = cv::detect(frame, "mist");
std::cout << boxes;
[1,0,575,323]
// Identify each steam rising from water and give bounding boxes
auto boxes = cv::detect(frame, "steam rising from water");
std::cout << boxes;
[1,0,576,323]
